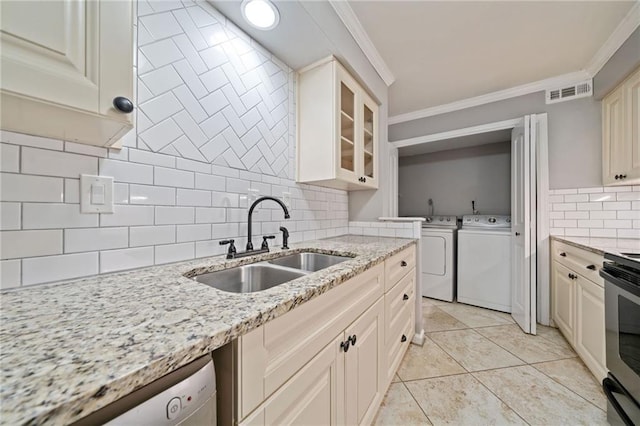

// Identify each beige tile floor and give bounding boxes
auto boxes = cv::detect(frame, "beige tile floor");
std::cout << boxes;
[374,298,607,426]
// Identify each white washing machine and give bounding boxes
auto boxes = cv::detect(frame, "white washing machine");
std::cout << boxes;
[421,215,458,302]
[457,215,511,313]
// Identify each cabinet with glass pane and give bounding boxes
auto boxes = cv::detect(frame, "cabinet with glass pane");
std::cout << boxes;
[297,57,379,190]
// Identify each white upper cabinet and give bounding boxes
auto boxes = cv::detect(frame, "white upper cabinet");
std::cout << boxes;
[602,66,640,186]
[0,0,134,147]
[297,57,379,191]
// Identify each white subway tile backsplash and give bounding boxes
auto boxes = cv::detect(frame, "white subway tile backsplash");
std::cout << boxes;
[155,206,194,224]
[0,202,20,230]
[154,166,194,188]
[21,147,97,178]
[177,224,211,242]
[130,184,176,205]
[0,143,19,172]
[155,242,194,264]
[100,247,155,273]
[100,159,154,184]
[617,192,640,201]
[590,211,617,219]
[0,259,20,289]
[604,219,632,229]
[1,230,62,259]
[195,240,226,258]
[549,185,639,240]
[618,229,640,239]
[0,173,63,202]
[129,148,176,168]
[603,201,631,210]
[64,142,108,157]
[130,225,176,247]
[23,252,98,286]
[177,189,211,206]
[553,203,576,211]
[22,203,98,229]
[0,130,63,150]
[590,229,617,238]
[64,228,129,253]
[564,194,589,202]
[100,205,155,227]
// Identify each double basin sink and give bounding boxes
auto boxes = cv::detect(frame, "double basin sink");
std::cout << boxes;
[192,252,352,294]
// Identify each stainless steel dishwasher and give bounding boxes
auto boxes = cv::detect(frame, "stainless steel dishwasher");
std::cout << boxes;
[75,355,216,425]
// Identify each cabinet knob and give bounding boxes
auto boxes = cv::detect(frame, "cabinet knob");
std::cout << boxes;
[403,293,409,301]
[113,96,134,113]
[340,340,350,352]
[349,334,357,346]
[586,264,596,270]
[363,177,367,183]
[615,175,620,180]
[401,334,407,343]
[622,175,627,179]
[568,273,577,280]
[515,232,521,236]
[400,260,407,267]
[559,252,567,257]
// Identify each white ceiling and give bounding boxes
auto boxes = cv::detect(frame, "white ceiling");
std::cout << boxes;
[348,1,636,117]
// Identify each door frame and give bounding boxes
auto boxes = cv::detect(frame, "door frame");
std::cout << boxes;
[390,115,551,326]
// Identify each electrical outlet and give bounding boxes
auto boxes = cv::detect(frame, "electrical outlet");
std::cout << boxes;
[282,192,291,209]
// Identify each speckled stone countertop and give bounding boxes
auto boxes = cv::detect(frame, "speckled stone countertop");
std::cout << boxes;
[551,235,640,256]
[0,235,416,426]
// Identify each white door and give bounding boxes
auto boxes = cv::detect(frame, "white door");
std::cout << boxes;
[511,116,537,334]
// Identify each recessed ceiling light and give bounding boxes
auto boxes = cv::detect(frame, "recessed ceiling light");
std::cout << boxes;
[241,0,280,30]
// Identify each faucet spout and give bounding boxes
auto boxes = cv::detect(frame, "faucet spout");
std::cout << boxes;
[247,196,290,250]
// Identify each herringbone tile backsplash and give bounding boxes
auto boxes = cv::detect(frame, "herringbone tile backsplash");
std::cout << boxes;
[0,0,349,289]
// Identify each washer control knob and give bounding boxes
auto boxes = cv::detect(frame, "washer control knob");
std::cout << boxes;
[167,397,182,420]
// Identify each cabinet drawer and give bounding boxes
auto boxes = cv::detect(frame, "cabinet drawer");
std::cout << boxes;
[552,240,604,287]
[385,269,415,343]
[384,245,416,291]
[238,263,384,419]
[385,309,413,385]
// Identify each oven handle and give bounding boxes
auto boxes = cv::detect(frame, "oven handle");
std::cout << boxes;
[603,376,637,426]
[600,269,640,298]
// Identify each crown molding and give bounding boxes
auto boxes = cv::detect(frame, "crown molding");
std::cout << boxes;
[584,2,640,77]
[388,71,590,125]
[328,0,395,87]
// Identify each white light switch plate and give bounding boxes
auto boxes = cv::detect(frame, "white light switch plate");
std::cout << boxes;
[80,174,114,213]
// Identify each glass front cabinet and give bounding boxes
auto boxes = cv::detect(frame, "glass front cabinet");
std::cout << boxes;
[297,57,379,190]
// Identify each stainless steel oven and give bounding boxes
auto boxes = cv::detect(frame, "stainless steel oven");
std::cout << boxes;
[601,252,640,426]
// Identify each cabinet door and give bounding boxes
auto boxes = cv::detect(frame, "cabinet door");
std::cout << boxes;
[240,335,345,426]
[0,1,132,116]
[575,277,607,381]
[336,66,359,184]
[552,262,575,344]
[602,85,626,185]
[624,68,640,183]
[358,93,378,189]
[345,299,384,426]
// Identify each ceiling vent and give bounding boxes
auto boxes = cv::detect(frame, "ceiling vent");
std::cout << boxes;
[546,80,593,104]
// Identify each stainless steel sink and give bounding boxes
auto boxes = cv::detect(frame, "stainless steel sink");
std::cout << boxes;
[194,264,306,293]
[267,252,351,272]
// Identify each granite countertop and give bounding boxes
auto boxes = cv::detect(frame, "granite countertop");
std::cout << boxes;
[0,235,416,425]
[551,235,640,256]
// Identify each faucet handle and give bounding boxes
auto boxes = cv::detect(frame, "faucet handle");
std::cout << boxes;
[219,239,236,258]
[261,235,275,250]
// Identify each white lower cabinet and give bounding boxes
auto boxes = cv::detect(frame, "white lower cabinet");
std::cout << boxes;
[575,276,607,380]
[240,335,344,426]
[552,262,575,342]
[551,240,606,381]
[236,245,416,425]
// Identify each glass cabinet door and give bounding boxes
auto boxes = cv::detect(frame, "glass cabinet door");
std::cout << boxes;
[360,96,377,186]
[339,82,356,176]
